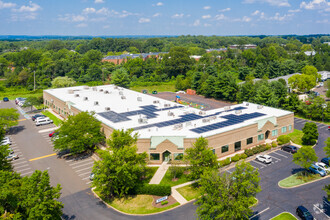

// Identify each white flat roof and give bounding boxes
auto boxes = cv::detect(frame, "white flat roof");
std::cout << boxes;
[44,85,293,139]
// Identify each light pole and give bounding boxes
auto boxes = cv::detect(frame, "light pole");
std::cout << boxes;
[322,103,327,123]
[33,70,36,91]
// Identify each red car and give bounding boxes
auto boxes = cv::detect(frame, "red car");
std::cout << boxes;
[49,131,58,137]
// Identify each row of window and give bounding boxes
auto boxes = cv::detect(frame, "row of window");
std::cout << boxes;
[150,153,184,161]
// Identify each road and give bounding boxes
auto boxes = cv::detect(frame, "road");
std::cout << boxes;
[1,100,329,219]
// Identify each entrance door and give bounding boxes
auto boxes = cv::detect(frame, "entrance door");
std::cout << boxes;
[163,151,171,162]
[265,130,270,139]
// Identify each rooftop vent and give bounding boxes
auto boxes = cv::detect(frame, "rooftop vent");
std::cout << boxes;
[168,111,174,116]
[104,90,109,94]
[138,117,148,124]
[83,86,89,90]
[121,96,126,100]
[105,107,111,111]
[99,89,104,92]
[153,100,159,104]
[164,104,171,107]
[257,105,263,109]
[235,110,242,115]
[224,106,231,111]
[137,97,142,101]
[202,118,210,123]
[92,87,97,91]
[114,86,118,89]
[74,94,80,97]
[94,101,99,106]
[119,91,124,95]
[68,89,74,94]
[199,111,206,115]
[83,97,88,101]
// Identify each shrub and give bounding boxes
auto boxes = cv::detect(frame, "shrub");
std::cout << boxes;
[169,166,184,179]
[240,153,247,160]
[231,154,240,162]
[277,135,290,145]
[135,184,171,196]
[271,141,277,148]
[265,144,271,151]
[219,158,231,167]
[244,149,254,157]
[161,200,169,206]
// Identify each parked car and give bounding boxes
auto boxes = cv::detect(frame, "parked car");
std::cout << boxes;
[296,206,314,220]
[49,131,59,137]
[0,139,12,146]
[18,100,26,107]
[3,97,9,102]
[15,97,25,104]
[308,164,326,177]
[321,157,329,166]
[315,162,330,173]
[320,82,324,87]
[281,145,298,154]
[36,118,53,126]
[256,155,272,164]
[32,114,46,121]
[89,172,95,180]
[176,91,186,94]
[6,154,19,161]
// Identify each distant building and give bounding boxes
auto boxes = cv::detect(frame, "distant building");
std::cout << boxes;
[323,42,330,46]
[102,52,167,65]
[206,48,227,53]
[319,71,330,81]
[190,55,201,61]
[304,51,316,56]
[238,73,302,88]
[230,44,257,49]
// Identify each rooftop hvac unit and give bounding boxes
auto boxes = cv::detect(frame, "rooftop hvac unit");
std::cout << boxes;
[94,101,99,105]
[257,105,263,109]
[104,90,109,94]
[114,86,118,89]
[164,104,170,107]
[83,97,88,101]
[99,89,103,92]
[83,86,89,90]
[92,87,97,91]
[186,122,192,127]
[68,89,74,94]
[202,118,210,123]
[153,100,159,104]
[119,91,123,95]
[137,97,142,101]
[105,107,111,111]
[168,111,174,116]
[121,96,126,100]
[224,106,231,111]
[74,94,80,97]
[138,117,148,124]
[235,110,242,115]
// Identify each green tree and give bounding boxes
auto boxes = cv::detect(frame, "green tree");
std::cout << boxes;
[107,129,138,150]
[92,146,147,198]
[54,111,104,154]
[302,122,319,145]
[293,146,318,174]
[0,109,19,130]
[111,67,131,88]
[288,74,316,93]
[301,65,321,81]
[324,184,330,200]
[184,137,218,180]
[196,161,260,220]
[0,127,12,171]
[51,76,76,88]
[22,96,41,111]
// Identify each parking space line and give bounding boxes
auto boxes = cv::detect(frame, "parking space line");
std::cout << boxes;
[79,171,92,176]
[15,164,29,169]
[313,204,330,219]
[86,181,92,184]
[226,170,232,173]
[72,161,94,169]
[268,154,281,161]
[21,171,33,176]
[17,167,31,173]
[272,151,288,158]
[249,207,270,219]
[76,167,92,173]
[69,159,93,166]
[12,161,27,165]
[251,160,267,167]
[82,176,90,180]
[17,119,26,122]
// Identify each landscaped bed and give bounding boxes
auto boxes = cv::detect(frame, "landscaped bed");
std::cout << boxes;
[278,171,322,188]
[287,129,313,147]
[159,168,190,187]
[271,212,297,220]
[42,110,63,126]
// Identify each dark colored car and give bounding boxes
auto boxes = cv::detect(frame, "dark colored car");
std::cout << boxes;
[321,157,330,166]
[296,206,313,220]
[281,145,298,154]
[49,131,59,137]
[32,114,46,121]
[3,97,9,102]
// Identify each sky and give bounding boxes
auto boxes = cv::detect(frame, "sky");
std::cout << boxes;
[0,0,329,36]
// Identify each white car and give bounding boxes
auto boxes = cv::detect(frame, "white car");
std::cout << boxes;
[315,162,330,173]
[176,91,186,94]
[256,155,272,164]
[6,154,19,161]
[0,139,11,146]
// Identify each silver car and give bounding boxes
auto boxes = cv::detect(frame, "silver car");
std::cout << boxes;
[256,154,272,164]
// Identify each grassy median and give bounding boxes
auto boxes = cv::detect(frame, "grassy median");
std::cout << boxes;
[278,171,322,188]
[42,110,63,126]
[287,129,313,147]
[176,183,201,201]
[271,212,297,220]
[159,169,190,187]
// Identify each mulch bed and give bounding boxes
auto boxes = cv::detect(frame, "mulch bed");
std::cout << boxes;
[151,195,178,208]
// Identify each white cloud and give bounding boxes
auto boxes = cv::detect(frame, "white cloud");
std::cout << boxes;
[214,14,227,20]
[316,18,329,23]
[11,12,37,21]
[76,23,87,27]
[14,1,41,12]
[203,6,211,10]
[252,10,260,15]
[300,0,330,11]
[0,0,16,9]
[171,13,184,18]
[219,7,231,12]
[83,8,96,14]
[288,9,301,13]
[59,14,86,22]
[204,23,212,27]
[94,0,104,3]
[269,12,293,21]
[243,0,290,7]
[242,16,252,22]
[156,2,163,6]
[193,19,200,26]
[72,15,86,22]
[96,7,108,15]
[138,18,150,23]
[153,13,161,17]
[202,14,211,19]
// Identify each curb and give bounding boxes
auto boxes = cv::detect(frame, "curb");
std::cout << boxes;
[91,188,189,216]
[278,173,330,189]
[270,212,297,220]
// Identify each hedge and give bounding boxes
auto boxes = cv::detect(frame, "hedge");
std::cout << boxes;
[277,135,290,145]
[135,184,171,196]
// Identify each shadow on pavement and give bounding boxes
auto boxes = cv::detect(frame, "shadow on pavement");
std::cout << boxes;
[7,125,25,135]
[291,168,305,175]
[62,214,76,220]
[323,196,330,216]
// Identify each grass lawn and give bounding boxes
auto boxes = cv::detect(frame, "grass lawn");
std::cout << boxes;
[176,183,201,201]
[96,192,179,214]
[271,212,297,220]
[250,197,258,207]
[159,169,190,187]
[42,110,63,126]
[0,81,43,100]
[130,83,176,93]
[278,171,322,188]
[288,129,314,147]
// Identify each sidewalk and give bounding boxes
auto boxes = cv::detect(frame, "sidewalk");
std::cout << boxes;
[149,162,170,184]
[47,108,65,120]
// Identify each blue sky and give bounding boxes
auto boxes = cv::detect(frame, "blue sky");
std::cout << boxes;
[0,0,329,36]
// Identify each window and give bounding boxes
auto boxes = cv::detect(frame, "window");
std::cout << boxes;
[272,129,278,136]
[288,125,292,131]
[221,145,229,153]
[258,134,264,141]
[246,137,253,145]
[174,153,183,160]
[234,141,241,152]
[150,153,160,160]
[212,149,215,154]
[281,126,287,133]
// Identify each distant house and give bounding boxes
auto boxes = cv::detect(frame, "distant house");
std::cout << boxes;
[190,55,201,61]
[238,73,302,88]
[206,48,227,53]
[102,52,167,65]
[304,51,316,56]
[319,71,330,81]
[230,44,257,49]
[323,42,330,46]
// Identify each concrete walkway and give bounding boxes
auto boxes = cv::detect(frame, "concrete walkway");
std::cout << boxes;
[171,180,197,205]
[149,162,170,184]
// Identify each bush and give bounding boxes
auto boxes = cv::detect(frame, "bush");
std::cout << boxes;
[239,153,248,160]
[169,166,184,179]
[265,144,271,151]
[277,135,290,145]
[271,141,277,148]
[161,200,169,206]
[219,158,231,167]
[231,154,240,162]
[135,184,171,196]
[244,149,254,157]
